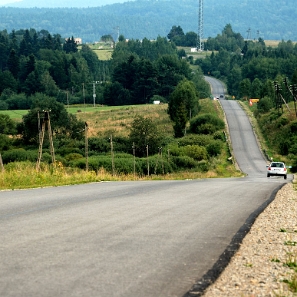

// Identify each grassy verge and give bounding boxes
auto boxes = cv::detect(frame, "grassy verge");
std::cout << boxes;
[0,160,241,191]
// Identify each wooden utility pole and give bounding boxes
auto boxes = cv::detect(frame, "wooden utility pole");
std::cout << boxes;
[146,145,149,176]
[110,135,115,175]
[85,122,88,172]
[132,142,136,178]
[36,111,55,171]
[0,153,4,172]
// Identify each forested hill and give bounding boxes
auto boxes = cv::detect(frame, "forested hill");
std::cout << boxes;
[0,0,296,42]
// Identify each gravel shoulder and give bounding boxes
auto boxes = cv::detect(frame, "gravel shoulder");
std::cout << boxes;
[203,180,297,297]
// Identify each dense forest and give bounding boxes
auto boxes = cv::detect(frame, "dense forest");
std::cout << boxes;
[0,28,209,109]
[0,0,296,42]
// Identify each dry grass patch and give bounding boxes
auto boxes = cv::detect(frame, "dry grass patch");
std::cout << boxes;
[76,104,173,137]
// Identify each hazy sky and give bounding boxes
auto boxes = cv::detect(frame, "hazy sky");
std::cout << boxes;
[0,0,128,6]
[0,0,22,4]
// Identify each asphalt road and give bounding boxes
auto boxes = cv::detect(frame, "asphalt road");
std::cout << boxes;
[0,78,291,297]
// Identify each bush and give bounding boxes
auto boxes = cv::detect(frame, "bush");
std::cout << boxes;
[171,156,198,169]
[206,140,223,157]
[178,134,213,147]
[257,96,273,113]
[196,123,217,134]
[197,160,210,172]
[56,147,82,156]
[2,149,37,164]
[291,158,297,173]
[182,145,208,161]
[0,134,12,151]
[137,156,173,175]
[6,93,32,110]
[88,138,109,154]
[70,154,173,175]
[65,153,84,162]
[0,100,8,110]
[213,131,225,141]
[189,113,225,135]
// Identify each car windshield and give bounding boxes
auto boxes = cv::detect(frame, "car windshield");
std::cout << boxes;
[271,163,284,168]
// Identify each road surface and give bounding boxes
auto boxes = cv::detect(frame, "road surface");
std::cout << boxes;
[0,77,290,297]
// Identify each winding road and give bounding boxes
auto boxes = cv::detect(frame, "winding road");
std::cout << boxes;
[0,77,291,297]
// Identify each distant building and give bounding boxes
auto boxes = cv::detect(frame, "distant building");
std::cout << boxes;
[65,37,82,44]
[74,38,82,45]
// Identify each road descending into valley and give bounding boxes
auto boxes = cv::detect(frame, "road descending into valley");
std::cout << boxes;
[0,77,291,297]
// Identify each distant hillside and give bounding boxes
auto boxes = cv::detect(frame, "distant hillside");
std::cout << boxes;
[0,0,296,42]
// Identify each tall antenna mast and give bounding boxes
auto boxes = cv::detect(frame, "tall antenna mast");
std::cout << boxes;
[198,0,204,51]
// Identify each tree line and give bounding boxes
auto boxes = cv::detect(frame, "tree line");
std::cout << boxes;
[195,24,297,103]
[1,0,297,42]
[0,28,111,110]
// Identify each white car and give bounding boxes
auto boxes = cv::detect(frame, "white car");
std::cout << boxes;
[267,162,287,179]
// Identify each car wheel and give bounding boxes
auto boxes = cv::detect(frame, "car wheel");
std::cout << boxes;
[267,174,270,177]
[284,175,287,180]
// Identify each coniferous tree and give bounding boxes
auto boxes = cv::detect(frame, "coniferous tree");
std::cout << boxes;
[7,49,20,79]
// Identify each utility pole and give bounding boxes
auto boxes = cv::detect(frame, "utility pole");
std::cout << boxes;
[85,122,88,172]
[284,77,297,117]
[132,142,136,179]
[146,145,149,176]
[274,81,284,115]
[66,90,69,108]
[292,84,297,117]
[90,81,102,107]
[0,153,4,172]
[82,83,86,112]
[36,110,55,171]
[110,135,115,175]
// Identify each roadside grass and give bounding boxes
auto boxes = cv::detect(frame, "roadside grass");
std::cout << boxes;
[0,159,240,191]
[283,250,297,294]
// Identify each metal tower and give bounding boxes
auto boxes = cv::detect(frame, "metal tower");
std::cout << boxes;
[198,0,204,51]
